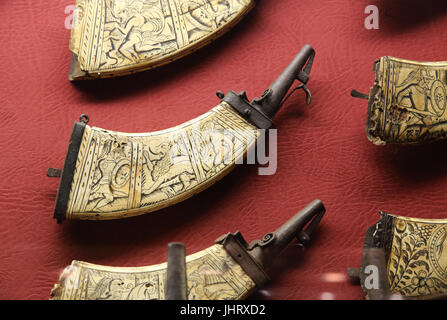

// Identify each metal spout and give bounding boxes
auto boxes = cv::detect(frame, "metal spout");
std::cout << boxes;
[248,199,325,270]
[253,44,315,119]
[220,45,316,129]
[166,243,187,300]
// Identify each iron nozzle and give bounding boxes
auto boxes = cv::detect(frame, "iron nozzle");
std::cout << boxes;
[252,44,315,119]
[166,242,187,300]
[249,199,325,270]
[219,45,315,129]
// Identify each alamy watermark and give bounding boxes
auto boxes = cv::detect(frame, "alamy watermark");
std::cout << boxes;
[64,5,76,30]
[66,4,381,30]
[364,264,380,290]
[158,126,278,177]
[365,5,379,30]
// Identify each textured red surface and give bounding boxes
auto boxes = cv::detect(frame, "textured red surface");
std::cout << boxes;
[2,0,447,300]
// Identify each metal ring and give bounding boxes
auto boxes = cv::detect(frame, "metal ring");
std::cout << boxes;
[79,114,90,124]
[262,232,275,244]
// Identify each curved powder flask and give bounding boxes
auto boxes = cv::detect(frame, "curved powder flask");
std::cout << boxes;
[351,57,447,145]
[48,45,316,222]
[50,200,325,300]
[348,212,447,300]
[69,0,255,80]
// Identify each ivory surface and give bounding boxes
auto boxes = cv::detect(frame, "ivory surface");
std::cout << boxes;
[387,215,447,296]
[70,0,254,79]
[51,244,256,300]
[367,57,447,144]
[65,103,258,220]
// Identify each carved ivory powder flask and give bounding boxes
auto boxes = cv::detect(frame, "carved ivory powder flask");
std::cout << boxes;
[50,200,325,300]
[69,0,255,80]
[352,57,447,145]
[350,213,447,300]
[49,45,315,222]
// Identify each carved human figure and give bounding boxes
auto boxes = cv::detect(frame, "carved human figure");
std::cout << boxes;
[396,68,436,114]
[141,141,195,201]
[89,140,130,209]
[182,1,217,42]
[104,0,166,64]
[196,121,235,177]
[188,264,237,300]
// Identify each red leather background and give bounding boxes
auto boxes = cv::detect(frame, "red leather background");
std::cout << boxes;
[2,0,447,300]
